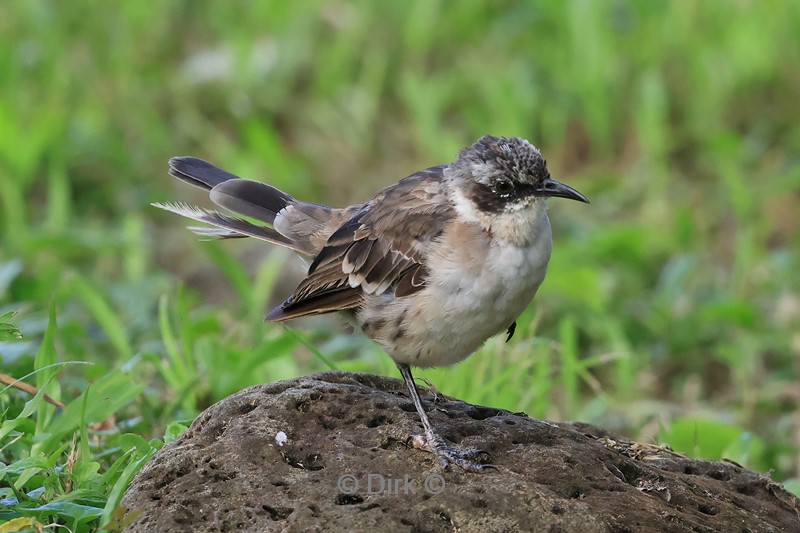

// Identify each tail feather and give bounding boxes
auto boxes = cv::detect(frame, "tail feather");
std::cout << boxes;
[168,156,241,190]
[152,201,307,254]
[167,156,293,224]
[186,226,247,239]
[159,156,340,258]
[209,179,293,224]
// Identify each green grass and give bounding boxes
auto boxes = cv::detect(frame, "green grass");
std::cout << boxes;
[2,0,800,529]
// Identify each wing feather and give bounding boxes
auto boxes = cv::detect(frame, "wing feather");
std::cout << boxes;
[267,165,454,322]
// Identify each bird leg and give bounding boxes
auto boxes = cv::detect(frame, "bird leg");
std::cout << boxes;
[396,363,493,472]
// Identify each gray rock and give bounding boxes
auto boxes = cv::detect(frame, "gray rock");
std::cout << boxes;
[121,372,800,532]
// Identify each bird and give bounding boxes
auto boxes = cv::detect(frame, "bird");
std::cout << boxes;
[154,135,589,472]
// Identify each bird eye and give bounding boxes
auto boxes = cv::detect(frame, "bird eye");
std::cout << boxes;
[494,180,514,195]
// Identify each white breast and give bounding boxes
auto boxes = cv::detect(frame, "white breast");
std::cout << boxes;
[364,203,553,368]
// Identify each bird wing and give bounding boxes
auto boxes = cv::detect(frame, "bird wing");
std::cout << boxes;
[266,165,454,321]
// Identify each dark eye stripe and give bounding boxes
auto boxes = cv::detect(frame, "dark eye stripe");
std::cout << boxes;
[467,181,539,213]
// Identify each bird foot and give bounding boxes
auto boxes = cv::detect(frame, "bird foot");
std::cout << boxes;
[408,433,495,472]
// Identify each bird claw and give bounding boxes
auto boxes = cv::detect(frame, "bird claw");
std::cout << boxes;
[408,433,496,472]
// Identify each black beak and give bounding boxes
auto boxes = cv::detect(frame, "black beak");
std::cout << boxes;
[538,178,590,203]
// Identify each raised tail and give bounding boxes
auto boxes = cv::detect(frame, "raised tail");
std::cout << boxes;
[154,157,310,255]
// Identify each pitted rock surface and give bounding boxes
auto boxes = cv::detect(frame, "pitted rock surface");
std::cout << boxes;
[121,372,799,532]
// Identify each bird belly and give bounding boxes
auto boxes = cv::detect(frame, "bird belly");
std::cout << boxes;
[358,217,552,368]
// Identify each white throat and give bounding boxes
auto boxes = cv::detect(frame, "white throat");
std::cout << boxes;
[450,186,550,247]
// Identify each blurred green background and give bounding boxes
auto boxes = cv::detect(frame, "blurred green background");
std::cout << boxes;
[1,0,799,527]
